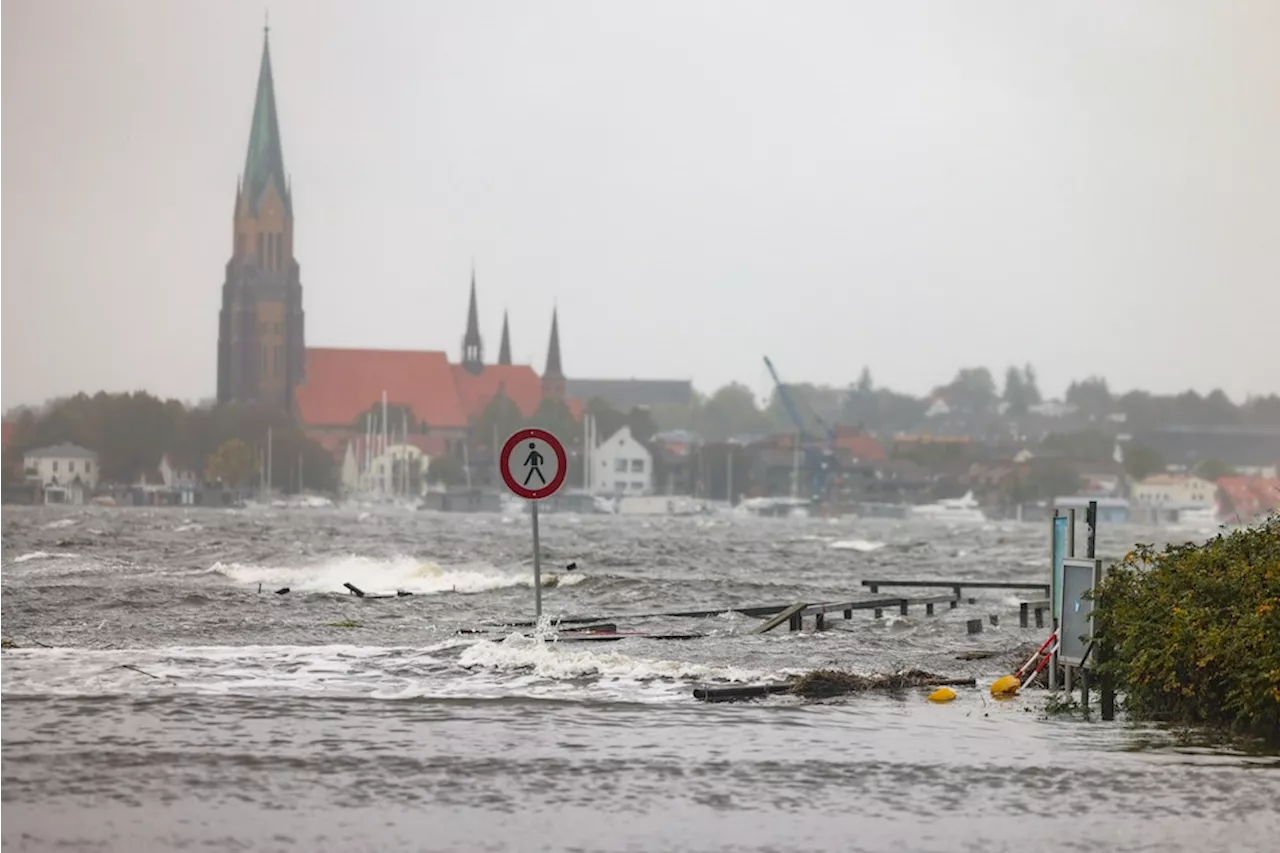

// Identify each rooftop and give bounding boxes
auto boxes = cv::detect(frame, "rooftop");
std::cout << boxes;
[26,442,98,459]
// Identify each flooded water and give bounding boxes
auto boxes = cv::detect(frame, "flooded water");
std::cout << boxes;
[3,504,1278,852]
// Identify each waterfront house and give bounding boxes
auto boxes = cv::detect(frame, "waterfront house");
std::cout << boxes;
[23,443,98,504]
[590,426,654,496]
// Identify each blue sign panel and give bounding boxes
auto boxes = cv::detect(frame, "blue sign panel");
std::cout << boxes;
[1052,515,1068,620]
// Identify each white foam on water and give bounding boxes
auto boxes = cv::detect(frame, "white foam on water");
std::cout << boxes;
[0,642,467,699]
[829,538,887,552]
[42,518,77,529]
[457,631,771,685]
[209,554,584,595]
[8,551,79,564]
[0,635,772,705]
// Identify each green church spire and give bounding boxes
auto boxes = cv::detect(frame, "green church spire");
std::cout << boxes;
[241,26,291,216]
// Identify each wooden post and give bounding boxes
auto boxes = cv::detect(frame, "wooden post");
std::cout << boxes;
[1086,500,1098,560]
[1020,601,1029,628]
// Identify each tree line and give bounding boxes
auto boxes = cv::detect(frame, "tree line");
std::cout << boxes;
[641,367,1280,442]
[2,392,337,493]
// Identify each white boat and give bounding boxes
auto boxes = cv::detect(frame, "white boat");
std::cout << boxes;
[910,491,987,523]
[1174,505,1220,527]
[735,496,811,519]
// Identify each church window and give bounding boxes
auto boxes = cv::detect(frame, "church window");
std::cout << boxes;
[257,232,264,262]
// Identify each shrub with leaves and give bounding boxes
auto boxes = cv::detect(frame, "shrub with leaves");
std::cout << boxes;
[1095,514,1280,744]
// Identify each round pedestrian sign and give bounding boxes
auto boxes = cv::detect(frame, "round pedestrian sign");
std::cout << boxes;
[499,428,567,500]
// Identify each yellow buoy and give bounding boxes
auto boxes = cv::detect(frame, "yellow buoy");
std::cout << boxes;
[990,675,1021,696]
[927,687,957,703]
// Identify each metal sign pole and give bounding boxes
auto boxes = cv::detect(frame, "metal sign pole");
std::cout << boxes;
[531,499,542,619]
[1050,510,1060,692]
[499,428,565,625]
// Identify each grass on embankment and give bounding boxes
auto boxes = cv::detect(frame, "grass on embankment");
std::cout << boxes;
[1094,513,1280,745]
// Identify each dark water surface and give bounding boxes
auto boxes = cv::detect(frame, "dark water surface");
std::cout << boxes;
[3,504,1278,852]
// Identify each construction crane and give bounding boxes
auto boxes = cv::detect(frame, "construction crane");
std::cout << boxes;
[763,356,838,502]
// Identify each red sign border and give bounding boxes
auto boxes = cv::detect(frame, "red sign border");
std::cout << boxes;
[500,428,568,500]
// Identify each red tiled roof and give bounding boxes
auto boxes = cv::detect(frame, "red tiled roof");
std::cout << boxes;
[835,428,886,461]
[1,422,13,449]
[1217,476,1280,520]
[450,364,543,420]
[295,348,468,430]
[566,398,586,422]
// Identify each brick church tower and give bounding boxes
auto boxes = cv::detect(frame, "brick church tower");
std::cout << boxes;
[217,26,306,412]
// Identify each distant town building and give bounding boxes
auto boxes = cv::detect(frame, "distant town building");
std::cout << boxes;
[1131,474,1217,509]
[24,443,98,504]
[590,426,653,496]
[566,379,695,412]
[1129,425,1280,477]
[1216,476,1280,522]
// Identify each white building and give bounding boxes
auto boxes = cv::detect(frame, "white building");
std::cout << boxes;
[1131,474,1217,509]
[342,440,430,498]
[24,443,99,504]
[590,426,653,496]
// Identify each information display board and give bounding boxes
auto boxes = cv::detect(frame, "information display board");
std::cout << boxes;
[1052,514,1069,620]
[1059,557,1103,667]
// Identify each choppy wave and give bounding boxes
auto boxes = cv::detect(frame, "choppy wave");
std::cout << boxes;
[829,538,887,552]
[0,636,772,704]
[208,554,586,595]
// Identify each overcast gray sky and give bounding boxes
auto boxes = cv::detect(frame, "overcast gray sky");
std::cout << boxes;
[4,0,1278,409]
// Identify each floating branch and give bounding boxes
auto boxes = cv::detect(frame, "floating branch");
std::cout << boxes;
[694,669,977,703]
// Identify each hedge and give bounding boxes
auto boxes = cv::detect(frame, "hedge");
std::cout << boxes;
[1094,514,1280,744]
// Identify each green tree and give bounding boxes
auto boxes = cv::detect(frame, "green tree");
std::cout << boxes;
[1022,364,1042,406]
[473,391,525,450]
[703,383,770,440]
[1193,458,1234,482]
[1065,376,1112,416]
[585,398,627,443]
[1003,366,1028,414]
[205,438,258,488]
[1008,461,1082,503]
[626,406,660,445]
[936,367,997,413]
[1040,430,1114,463]
[1123,443,1165,480]
[1095,517,1280,744]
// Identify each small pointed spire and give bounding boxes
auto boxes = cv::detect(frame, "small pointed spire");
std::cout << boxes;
[544,307,563,379]
[497,310,512,366]
[461,265,484,373]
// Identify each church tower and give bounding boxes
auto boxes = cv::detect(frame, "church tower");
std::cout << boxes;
[460,267,484,374]
[217,26,306,412]
[497,311,512,366]
[542,308,565,402]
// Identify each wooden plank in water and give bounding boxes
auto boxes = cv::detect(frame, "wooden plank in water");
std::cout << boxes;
[803,594,955,616]
[755,602,810,634]
[693,682,794,702]
[862,579,1049,593]
[495,603,794,628]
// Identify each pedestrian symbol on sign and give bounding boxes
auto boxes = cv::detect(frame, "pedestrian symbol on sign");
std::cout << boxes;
[499,428,569,620]
[523,442,546,486]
